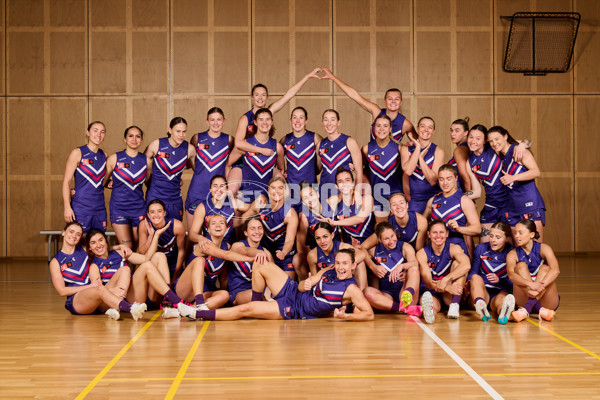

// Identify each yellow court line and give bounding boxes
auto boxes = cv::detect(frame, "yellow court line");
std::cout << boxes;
[526,318,600,361]
[75,310,162,400]
[164,321,211,400]
[483,372,600,377]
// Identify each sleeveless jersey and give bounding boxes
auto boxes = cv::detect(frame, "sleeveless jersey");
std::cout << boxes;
[501,144,546,214]
[147,217,177,259]
[297,269,357,319]
[448,142,469,190]
[388,211,419,247]
[94,250,128,284]
[244,109,256,137]
[283,131,318,185]
[203,239,229,292]
[373,241,406,294]
[240,136,278,199]
[431,191,466,240]
[146,137,189,203]
[370,109,406,142]
[367,140,402,196]
[318,134,352,191]
[227,239,265,293]
[187,131,230,205]
[201,194,235,244]
[72,145,106,213]
[407,143,441,201]
[110,150,147,213]
[54,246,90,287]
[259,204,290,252]
[515,241,544,278]
[470,243,513,291]
[316,240,342,270]
[335,200,375,243]
[423,242,454,281]
[468,146,509,208]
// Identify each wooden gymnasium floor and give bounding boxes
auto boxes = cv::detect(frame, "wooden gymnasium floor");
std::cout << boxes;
[1,255,599,399]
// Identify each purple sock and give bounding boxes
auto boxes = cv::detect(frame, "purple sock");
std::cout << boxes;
[524,297,538,314]
[195,309,216,320]
[251,290,263,302]
[406,287,415,296]
[195,293,205,305]
[474,297,484,304]
[118,300,131,313]
[164,290,182,305]
[391,301,401,312]
[531,301,542,314]
[451,295,461,304]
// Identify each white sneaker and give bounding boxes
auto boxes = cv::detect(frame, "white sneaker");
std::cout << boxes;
[196,303,209,311]
[105,308,120,320]
[475,299,491,322]
[130,302,147,321]
[177,302,197,320]
[162,307,181,319]
[421,292,435,324]
[498,294,515,325]
[447,303,460,319]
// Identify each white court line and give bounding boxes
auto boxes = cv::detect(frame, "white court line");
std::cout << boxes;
[411,316,504,400]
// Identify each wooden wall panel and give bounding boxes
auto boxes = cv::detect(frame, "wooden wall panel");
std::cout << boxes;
[8,0,44,26]
[537,177,573,252]
[295,32,331,94]
[495,97,532,142]
[456,0,491,26]
[375,0,411,27]
[91,32,127,94]
[456,32,492,93]
[296,0,329,27]
[211,98,252,135]
[335,98,373,147]
[414,97,452,153]
[288,96,333,139]
[132,0,167,27]
[0,97,5,257]
[132,98,170,142]
[334,32,370,93]
[255,0,288,26]
[50,32,87,94]
[172,98,210,135]
[375,32,412,94]
[8,32,44,94]
[0,1,4,95]
[89,98,127,150]
[494,30,533,94]
[49,99,88,176]
[335,0,369,26]
[50,0,85,27]
[214,33,249,93]
[8,99,44,176]
[173,32,209,94]
[537,97,572,173]
[456,97,493,127]
[576,178,600,252]
[575,31,600,93]
[575,97,600,173]
[254,32,289,94]
[9,181,45,256]
[416,0,450,26]
[214,0,248,27]
[132,32,168,94]
[91,0,126,27]
[172,0,208,27]
[416,32,451,93]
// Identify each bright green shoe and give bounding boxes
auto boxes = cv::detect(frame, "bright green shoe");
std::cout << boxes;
[400,290,413,308]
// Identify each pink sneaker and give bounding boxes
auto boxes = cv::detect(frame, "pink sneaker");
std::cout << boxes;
[512,307,529,322]
[404,305,423,317]
[539,307,555,321]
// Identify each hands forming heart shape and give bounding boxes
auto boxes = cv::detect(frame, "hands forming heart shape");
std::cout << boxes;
[308,67,334,80]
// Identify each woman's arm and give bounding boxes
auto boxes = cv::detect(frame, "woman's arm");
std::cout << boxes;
[501,149,541,185]
[277,208,298,260]
[173,220,186,278]
[454,146,472,192]
[188,203,206,244]
[298,266,331,293]
[538,243,560,286]
[400,138,420,175]
[420,147,444,186]
[104,153,117,188]
[415,213,428,250]
[49,259,101,297]
[347,137,364,184]
[268,68,321,113]
[125,221,172,264]
[62,148,81,223]
[320,68,380,118]
[448,197,481,237]
[335,284,375,321]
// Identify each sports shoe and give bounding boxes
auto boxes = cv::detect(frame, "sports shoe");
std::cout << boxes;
[447,303,460,319]
[177,302,197,320]
[421,292,435,324]
[162,307,181,319]
[475,299,491,322]
[404,305,423,317]
[105,308,120,320]
[512,306,529,322]
[400,290,413,308]
[498,294,515,325]
[539,307,555,321]
[196,303,210,311]
[130,302,147,321]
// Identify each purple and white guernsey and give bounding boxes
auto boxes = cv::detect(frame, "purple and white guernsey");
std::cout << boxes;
[370,109,406,142]
[202,240,229,292]
[316,240,342,270]
[227,239,265,295]
[469,243,513,292]
[407,143,441,202]
[318,134,352,192]
[94,250,128,284]
[283,131,317,185]
[110,151,147,214]
[240,136,278,201]
[422,242,454,283]
[54,246,90,287]
[335,201,375,244]
[447,142,469,190]
[146,137,189,203]
[72,145,106,214]
[501,144,546,216]
[367,140,402,199]
[515,241,545,279]
[431,191,467,245]
[373,242,406,295]
[297,269,357,319]
[388,211,419,247]
[469,146,509,209]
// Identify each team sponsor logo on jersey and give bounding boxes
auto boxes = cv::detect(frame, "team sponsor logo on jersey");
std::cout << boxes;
[197,144,210,149]
[118,162,131,169]
[369,155,380,161]
[61,262,72,271]
[158,152,170,158]
[259,214,269,221]
[428,262,436,268]
[285,306,291,317]
[319,148,329,155]
[432,204,441,209]
[375,256,388,263]
[318,262,328,269]
[101,266,108,273]
[81,159,94,165]
[285,144,296,150]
